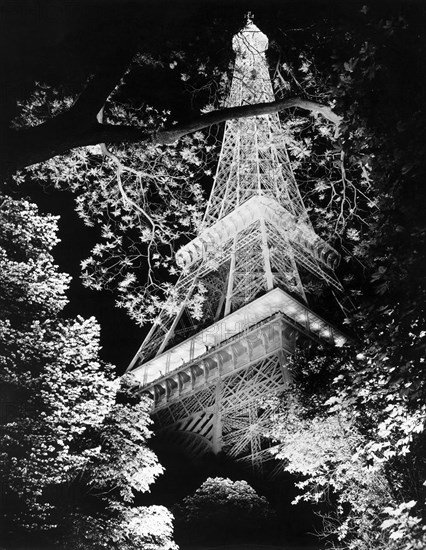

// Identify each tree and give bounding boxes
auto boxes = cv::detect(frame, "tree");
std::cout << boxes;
[0,195,175,549]
[173,476,276,543]
[267,9,426,546]
[271,344,426,549]
[62,379,177,550]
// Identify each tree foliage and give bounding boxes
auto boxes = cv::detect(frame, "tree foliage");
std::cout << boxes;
[272,344,426,549]
[0,196,175,549]
[263,6,426,549]
[173,476,275,543]
[11,81,210,325]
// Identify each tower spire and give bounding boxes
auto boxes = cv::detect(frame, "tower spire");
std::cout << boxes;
[245,11,254,23]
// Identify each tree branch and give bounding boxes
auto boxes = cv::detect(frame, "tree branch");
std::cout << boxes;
[154,97,342,144]
[71,45,137,122]
[3,96,341,176]
[77,97,342,146]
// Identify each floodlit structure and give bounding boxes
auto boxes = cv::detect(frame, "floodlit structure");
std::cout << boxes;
[127,16,347,469]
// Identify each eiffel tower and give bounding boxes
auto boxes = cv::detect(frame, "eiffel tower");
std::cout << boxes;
[127,16,347,470]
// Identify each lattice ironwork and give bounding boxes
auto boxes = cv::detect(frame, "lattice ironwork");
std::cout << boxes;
[128,20,342,370]
[152,347,289,469]
[128,18,347,469]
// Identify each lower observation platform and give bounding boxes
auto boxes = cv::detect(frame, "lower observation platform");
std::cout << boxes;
[130,287,347,387]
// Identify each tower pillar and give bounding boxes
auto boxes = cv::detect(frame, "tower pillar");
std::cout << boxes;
[212,379,223,454]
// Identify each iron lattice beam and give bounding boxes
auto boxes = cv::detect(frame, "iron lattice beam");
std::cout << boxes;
[151,333,292,467]
[128,20,347,470]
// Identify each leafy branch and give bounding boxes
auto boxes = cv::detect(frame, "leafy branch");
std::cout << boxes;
[4,44,342,176]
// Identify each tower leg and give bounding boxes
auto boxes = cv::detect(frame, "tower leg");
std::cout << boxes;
[248,401,263,474]
[278,350,292,386]
[212,378,223,454]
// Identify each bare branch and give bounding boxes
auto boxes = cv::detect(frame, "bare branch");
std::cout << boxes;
[155,97,342,144]
[82,97,342,146]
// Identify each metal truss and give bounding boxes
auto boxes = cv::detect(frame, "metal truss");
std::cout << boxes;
[152,353,288,469]
[127,21,343,370]
[127,20,347,469]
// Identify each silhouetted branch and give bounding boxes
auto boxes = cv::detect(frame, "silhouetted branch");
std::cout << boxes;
[3,92,341,176]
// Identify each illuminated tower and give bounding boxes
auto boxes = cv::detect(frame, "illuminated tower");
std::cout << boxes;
[127,17,346,470]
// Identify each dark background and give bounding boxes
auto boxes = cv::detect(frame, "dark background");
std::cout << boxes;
[2,0,426,545]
